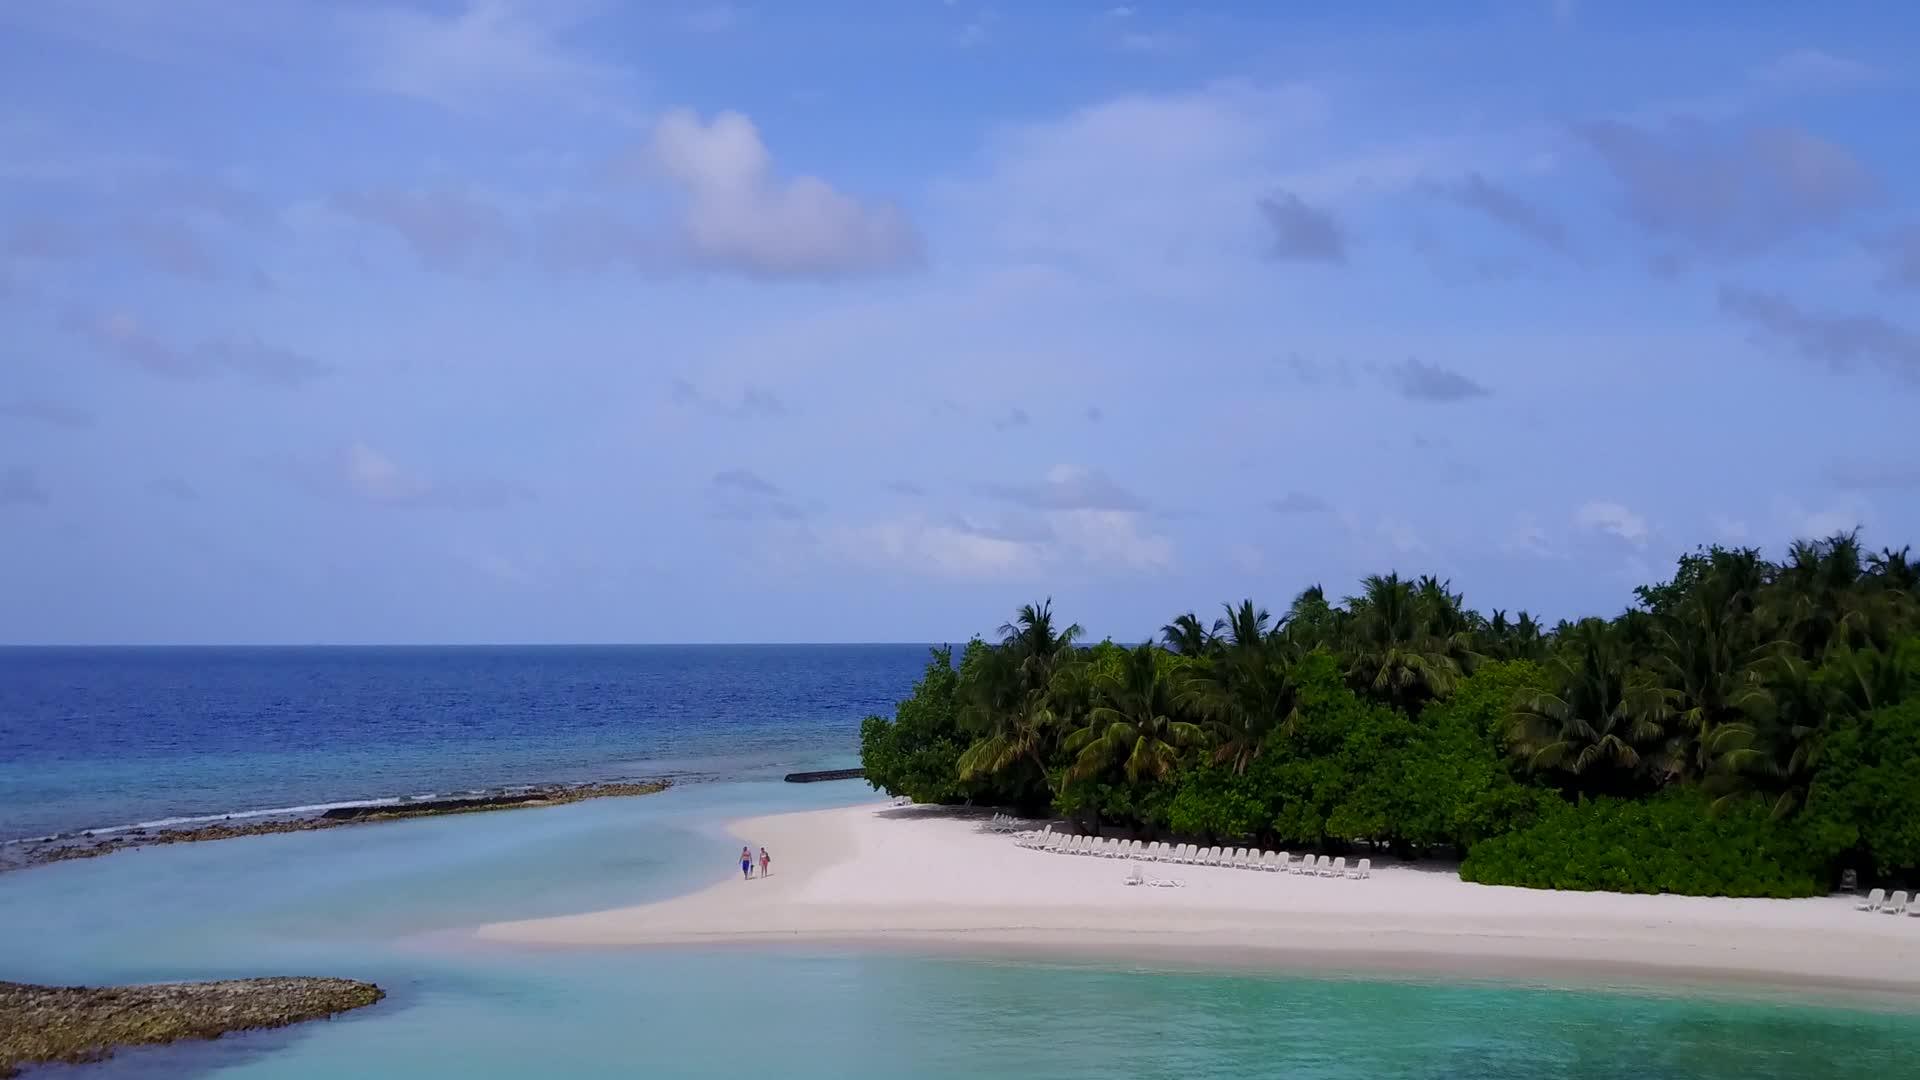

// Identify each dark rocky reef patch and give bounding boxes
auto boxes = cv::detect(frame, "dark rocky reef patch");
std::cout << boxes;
[0,976,383,1077]
[4,779,670,874]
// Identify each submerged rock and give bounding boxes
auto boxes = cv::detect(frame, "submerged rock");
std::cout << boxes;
[0,976,383,1076]
[2,779,671,874]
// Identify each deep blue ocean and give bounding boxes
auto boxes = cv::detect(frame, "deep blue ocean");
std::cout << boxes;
[4,646,1919,1078]
[0,645,928,841]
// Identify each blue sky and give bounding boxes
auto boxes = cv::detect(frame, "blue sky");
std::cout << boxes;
[2,1,1917,645]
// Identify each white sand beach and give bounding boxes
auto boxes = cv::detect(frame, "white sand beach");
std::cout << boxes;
[479,803,1920,993]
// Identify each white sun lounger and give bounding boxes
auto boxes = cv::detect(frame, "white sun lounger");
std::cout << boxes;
[1178,844,1196,864]
[1312,854,1330,875]
[1330,856,1348,877]
[1881,890,1910,914]
[1348,858,1371,879]
[1201,846,1219,866]
[1271,851,1288,872]
[1228,847,1245,868]
[1856,887,1886,911]
[1124,863,1145,886]
[1213,847,1230,867]
[1288,854,1310,874]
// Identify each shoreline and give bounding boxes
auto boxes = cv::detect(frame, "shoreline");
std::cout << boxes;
[477,803,1920,1001]
[3,779,671,874]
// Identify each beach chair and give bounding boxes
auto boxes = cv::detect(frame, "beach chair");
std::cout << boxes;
[1124,863,1145,886]
[1309,854,1326,876]
[1349,858,1371,879]
[1210,847,1226,866]
[1150,842,1167,861]
[1330,856,1347,878]
[1272,851,1289,872]
[1263,851,1280,871]
[1176,843,1195,864]
[1856,887,1886,911]
[1226,847,1243,868]
[1241,849,1259,870]
[1881,890,1910,914]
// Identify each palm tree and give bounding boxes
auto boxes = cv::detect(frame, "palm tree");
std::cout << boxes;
[1343,572,1465,712]
[998,599,1082,692]
[1187,647,1302,774]
[1281,584,1341,653]
[1214,599,1274,653]
[1647,567,1775,779]
[1159,612,1213,657]
[1063,643,1207,783]
[955,687,1058,783]
[1771,531,1872,656]
[1510,619,1679,796]
[1867,545,1919,594]
[1705,655,1827,819]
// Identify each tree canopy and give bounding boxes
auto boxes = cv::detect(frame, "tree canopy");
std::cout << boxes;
[860,531,1920,897]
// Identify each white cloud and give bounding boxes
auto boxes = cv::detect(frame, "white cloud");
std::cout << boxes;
[1754,49,1882,91]
[936,80,1325,280]
[646,108,923,277]
[1503,514,1561,559]
[818,466,1173,581]
[821,516,1043,581]
[341,0,624,112]
[345,442,434,505]
[1709,514,1750,542]
[1575,500,1649,545]
[681,4,740,34]
[294,442,525,510]
[1378,519,1427,554]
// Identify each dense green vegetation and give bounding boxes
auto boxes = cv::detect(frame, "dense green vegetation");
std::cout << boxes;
[859,532,1920,897]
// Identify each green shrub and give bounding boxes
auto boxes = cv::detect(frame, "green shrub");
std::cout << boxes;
[1459,792,1827,897]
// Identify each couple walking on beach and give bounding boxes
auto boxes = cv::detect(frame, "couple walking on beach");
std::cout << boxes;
[740,845,771,880]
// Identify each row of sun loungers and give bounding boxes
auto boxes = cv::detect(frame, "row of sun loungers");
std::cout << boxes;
[1856,888,1920,915]
[1016,827,1371,879]
[980,812,1027,833]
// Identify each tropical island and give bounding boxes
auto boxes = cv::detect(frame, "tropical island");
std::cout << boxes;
[482,531,1920,992]
[859,531,1920,899]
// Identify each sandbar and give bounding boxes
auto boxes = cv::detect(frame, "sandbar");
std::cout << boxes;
[477,803,1920,996]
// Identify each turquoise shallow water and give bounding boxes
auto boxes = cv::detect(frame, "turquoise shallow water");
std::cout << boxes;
[6,780,1920,1079]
